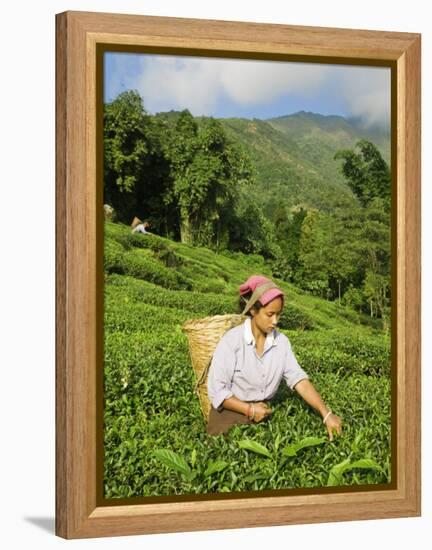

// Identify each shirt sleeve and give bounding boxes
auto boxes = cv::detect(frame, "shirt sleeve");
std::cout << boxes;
[207,336,236,410]
[282,339,309,390]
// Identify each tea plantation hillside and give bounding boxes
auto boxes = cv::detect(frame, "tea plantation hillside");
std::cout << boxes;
[103,221,392,498]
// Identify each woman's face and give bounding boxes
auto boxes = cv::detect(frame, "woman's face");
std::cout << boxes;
[250,297,283,334]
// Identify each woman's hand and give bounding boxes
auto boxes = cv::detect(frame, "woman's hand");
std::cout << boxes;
[221,397,272,423]
[294,380,342,441]
[251,402,272,422]
[324,413,342,441]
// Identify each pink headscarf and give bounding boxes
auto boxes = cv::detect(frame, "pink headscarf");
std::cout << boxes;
[239,275,284,309]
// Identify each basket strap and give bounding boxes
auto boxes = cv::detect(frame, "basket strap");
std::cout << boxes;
[195,359,211,391]
[241,281,279,315]
[193,316,246,395]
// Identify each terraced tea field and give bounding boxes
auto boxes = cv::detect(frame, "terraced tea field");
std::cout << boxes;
[104,221,391,498]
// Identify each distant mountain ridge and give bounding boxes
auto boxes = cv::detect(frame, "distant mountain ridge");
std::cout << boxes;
[216,110,390,215]
[156,109,391,216]
[266,111,390,160]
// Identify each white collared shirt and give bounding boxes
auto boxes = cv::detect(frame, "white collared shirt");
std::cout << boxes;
[207,318,309,410]
[132,223,148,234]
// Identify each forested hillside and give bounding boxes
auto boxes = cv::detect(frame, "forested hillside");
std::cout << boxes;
[103,88,393,498]
[104,91,391,325]
[220,111,390,215]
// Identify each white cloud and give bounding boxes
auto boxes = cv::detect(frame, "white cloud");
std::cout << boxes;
[137,56,222,115]
[135,56,328,115]
[218,59,327,104]
[336,65,391,127]
[110,53,391,127]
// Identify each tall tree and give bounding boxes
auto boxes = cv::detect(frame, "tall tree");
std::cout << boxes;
[229,189,281,259]
[334,140,391,327]
[164,112,254,246]
[104,91,178,233]
[334,139,391,207]
[295,207,366,301]
[295,209,332,297]
[360,197,391,327]
[104,90,152,220]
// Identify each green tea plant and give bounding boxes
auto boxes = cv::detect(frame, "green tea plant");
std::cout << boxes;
[327,458,384,486]
[103,221,392,498]
[152,449,230,493]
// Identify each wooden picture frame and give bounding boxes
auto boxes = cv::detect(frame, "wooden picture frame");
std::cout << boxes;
[55,10,421,539]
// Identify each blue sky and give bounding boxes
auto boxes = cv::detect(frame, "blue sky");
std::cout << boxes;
[104,52,391,127]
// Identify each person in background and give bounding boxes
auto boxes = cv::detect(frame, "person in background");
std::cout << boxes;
[131,220,151,234]
[206,275,343,438]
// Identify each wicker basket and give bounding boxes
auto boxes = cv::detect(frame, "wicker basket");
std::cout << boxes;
[131,216,142,229]
[182,314,246,420]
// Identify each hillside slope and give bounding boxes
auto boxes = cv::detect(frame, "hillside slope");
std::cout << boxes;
[104,221,385,333]
[155,109,390,216]
[103,221,391,498]
[267,111,390,185]
[219,111,390,215]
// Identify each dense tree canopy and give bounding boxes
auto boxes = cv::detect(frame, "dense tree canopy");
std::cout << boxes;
[163,111,255,246]
[103,91,391,327]
[104,93,255,246]
[334,139,391,207]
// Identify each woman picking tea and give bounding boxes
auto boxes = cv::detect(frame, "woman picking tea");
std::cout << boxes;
[207,275,342,438]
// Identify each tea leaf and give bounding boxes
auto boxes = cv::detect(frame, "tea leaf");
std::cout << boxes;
[327,458,383,486]
[274,433,281,453]
[282,446,297,457]
[282,436,326,457]
[244,472,269,483]
[153,449,192,480]
[204,460,229,477]
[349,459,383,472]
[327,458,351,486]
[238,439,272,459]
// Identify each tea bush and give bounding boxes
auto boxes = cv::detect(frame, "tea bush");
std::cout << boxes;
[278,304,314,331]
[104,239,125,274]
[103,221,392,498]
[289,331,391,377]
[104,364,390,496]
[106,274,238,316]
[121,249,190,290]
